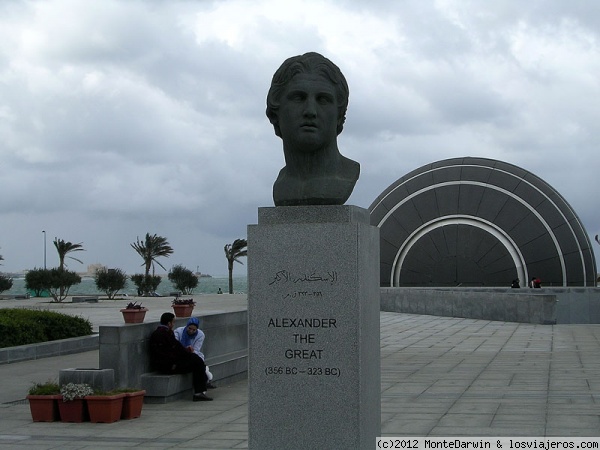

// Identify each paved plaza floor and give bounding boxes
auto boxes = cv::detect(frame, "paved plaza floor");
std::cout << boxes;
[1,295,599,448]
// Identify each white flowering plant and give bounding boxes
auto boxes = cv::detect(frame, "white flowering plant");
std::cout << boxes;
[60,383,94,402]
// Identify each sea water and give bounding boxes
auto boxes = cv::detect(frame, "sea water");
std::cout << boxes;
[4,276,247,297]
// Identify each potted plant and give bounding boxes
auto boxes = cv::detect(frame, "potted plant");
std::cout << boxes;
[58,382,93,423]
[120,301,148,323]
[27,380,61,422]
[172,298,196,317]
[85,390,126,423]
[117,388,146,420]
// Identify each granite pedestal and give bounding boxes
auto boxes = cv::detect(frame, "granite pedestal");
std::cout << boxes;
[248,205,380,449]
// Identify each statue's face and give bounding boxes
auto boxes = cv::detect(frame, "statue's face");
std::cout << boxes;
[277,73,339,154]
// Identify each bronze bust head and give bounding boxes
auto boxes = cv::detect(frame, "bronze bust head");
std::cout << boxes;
[266,52,360,206]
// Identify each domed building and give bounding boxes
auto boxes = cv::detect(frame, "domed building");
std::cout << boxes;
[369,157,597,288]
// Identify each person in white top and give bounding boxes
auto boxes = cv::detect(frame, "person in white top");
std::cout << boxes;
[174,317,216,388]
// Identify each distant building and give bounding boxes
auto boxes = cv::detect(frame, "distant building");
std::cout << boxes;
[86,264,106,277]
[370,157,597,287]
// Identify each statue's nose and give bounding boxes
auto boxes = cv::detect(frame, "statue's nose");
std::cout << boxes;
[303,97,317,117]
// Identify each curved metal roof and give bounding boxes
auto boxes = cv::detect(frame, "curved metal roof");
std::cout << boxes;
[369,157,596,287]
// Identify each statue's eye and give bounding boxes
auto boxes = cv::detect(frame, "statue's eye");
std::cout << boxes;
[317,94,333,105]
[288,91,306,102]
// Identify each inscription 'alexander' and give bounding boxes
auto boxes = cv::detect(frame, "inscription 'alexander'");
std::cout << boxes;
[267,318,337,328]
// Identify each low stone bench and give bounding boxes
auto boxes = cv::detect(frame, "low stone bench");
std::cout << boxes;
[0,293,31,300]
[140,349,248,403]
[72,296,99,303]
[99,310,247,403]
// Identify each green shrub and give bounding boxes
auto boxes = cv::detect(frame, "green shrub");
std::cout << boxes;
[47,268,82,302]
[25,268,52,297]
[168,265,199,295]
[114,387,144,393]
[0,309,93,348]
[24,268,81,301]
[95,268,127,299]
[28,380,61,395]
[0,274,13,293]
[130,274,161,296]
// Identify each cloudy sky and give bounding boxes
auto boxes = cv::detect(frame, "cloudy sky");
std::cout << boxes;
[1,0,599,278]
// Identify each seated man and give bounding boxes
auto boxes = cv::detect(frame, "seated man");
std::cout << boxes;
[174,317,216,389]
[149,312,212,401]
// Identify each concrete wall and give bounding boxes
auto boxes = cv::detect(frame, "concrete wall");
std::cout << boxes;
[551,287,600,323]
[0,334,98,365]
[99,310,247,388]
[380,287,600,324]
[380,288,557,324]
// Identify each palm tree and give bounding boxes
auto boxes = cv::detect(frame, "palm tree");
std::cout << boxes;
[224,239,247,294]
[53,238,85,270]
[52,238,84,298]
[131,233,174,276]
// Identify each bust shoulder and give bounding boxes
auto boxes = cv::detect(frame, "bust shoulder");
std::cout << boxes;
[273,156,359,206]
[339,155,360,181]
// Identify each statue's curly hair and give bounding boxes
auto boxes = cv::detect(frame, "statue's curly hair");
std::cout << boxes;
[266,52,349,138]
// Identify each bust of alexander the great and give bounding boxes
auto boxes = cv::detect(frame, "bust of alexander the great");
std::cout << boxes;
[266,52,360,207]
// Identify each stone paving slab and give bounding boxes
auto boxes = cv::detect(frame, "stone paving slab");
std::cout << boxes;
[0,310,599,448]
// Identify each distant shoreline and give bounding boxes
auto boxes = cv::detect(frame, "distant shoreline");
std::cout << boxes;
[1,273,246,279]
[3,275,248,296]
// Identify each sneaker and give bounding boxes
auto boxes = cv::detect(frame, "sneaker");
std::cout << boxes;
[192,392,213,401]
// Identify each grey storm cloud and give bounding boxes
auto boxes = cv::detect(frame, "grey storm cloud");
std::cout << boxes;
[0,0,598,277]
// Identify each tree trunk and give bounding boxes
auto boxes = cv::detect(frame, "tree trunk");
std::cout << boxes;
[228,261,234,294]
[59,259,65,298]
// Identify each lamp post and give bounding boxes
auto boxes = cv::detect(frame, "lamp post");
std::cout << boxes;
[42,230,46,269]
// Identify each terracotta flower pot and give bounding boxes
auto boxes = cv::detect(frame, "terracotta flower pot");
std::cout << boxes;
[121,390,146,420]
[172,304,194,317]
[27,394,61,422]
[86,393,125,423]
[58,398,88,423]
[120,308,148,323]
